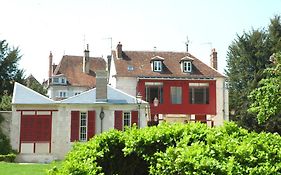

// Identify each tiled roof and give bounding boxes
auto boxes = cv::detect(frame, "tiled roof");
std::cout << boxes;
[53,55,106,87]
[112,50,224,78]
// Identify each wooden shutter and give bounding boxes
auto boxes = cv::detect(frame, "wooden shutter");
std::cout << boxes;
[70,111,80,142]
[114,111,123,131]
[131,111,139,127]
[87,110,96,140]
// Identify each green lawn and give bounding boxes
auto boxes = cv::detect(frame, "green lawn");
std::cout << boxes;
[0,161,60,175]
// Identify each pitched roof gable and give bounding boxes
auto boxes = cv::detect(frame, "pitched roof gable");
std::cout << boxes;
[112,50,224,78]
[12,82,55,104]
[53,55,106,87]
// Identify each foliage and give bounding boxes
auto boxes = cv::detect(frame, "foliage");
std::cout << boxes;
[226,15,281,132]
[0,39,25,96]
[25,75,47,96]
[248,52,281,124]
[0,94,12,111]
[0,114,14,155]
[50,123,281,175]
[0,153,16,162]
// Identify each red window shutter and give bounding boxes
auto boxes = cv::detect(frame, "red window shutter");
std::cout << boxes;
[87,110,96,140]
[114,111,123,131]
[131,111,139,127]
[71,111,80,142]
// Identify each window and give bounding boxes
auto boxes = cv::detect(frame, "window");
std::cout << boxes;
[53,77,59,83]
[146,84,163,104]
[171,86,182,104]
[74,92,81,96]
[123,112,131,128]
[61,78,66,84]
[153,61,162,72]
[58,91,67,98]
[189,83,209,104]
[79,112,87,141]
[183,61,192,72]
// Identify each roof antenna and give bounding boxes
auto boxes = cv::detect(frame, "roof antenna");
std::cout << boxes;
[185,36,190,52]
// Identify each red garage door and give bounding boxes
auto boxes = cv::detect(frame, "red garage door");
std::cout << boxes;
[19,111,53,153]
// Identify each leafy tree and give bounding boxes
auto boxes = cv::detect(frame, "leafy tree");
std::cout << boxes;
[25,75,47,96]
[0,39,25,96]
[226,15,281,132]
[248,52,281,124]
[0,92,12,111]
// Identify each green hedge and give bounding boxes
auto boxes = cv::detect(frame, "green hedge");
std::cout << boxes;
[0,153,16,162]
[49,122,281,175]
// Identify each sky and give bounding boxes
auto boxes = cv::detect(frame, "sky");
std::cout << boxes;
[1,0,281,82]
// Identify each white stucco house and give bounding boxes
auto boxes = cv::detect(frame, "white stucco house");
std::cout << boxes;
[11,71,148,163]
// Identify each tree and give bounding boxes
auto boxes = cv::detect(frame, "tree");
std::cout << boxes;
[226,15,281,132]
[25,74,47,96]
[248,52,281,124]
[0,39,25,111]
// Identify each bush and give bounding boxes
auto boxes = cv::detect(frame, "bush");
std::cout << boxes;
[0,153,16,162]
[0,114,14,155]
[50,122,281,175]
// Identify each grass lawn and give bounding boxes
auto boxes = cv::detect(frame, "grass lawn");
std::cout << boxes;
[0,161,60,175]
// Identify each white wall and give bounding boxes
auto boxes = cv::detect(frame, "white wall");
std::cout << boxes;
[48,86,89,100]
[116,77,138,97]
[11,103,147,163]
[215,77,229,126]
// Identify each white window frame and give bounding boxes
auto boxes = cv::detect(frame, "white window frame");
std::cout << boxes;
[153,61,162,72]
[123,112,131,130]
[183,61,192,72]
[61,77,66,84]
[58,91,67,98]
[189,83,209,104]
[79,112,87,141]
[53,77,59,84]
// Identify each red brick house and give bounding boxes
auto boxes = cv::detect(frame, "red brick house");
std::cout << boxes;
[109,42,229,126]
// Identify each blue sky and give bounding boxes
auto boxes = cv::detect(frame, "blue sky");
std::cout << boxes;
[1,0,281,82]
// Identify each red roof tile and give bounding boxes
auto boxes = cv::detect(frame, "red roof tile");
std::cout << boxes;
[112,51,224,79]
[53,55,106,87]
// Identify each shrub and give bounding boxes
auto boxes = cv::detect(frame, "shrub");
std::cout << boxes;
[50,122,281,175]
[0,153,16,162]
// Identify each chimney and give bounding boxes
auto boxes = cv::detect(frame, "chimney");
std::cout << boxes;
[48,52,53,85]
[96,70,108,102]
[83,44,90,73]
[116,42,122,59]
[210,48,218,70]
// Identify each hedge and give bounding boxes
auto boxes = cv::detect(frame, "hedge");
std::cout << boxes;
[49,122,281,175]
[0,153,16,162]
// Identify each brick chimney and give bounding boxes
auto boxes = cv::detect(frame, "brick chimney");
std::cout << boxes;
[48,52,53,85]
[210,48,218,70]
[83,44,90,73]
[116,42,122,59]
[96,70,108,102]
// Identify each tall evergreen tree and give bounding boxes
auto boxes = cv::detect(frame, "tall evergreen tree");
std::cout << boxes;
[0,39,25,110]
[226,15,281,133]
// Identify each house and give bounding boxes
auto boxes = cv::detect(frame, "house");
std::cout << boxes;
[46,45,106,100]
[109,42,229,126]
[11,71,148,163]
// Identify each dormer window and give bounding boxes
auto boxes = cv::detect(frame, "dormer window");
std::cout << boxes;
[180,56,194,73]
[183,61,192,72]
[153,61,162,72]
[150,56,165,72]
[51,75,67,85]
